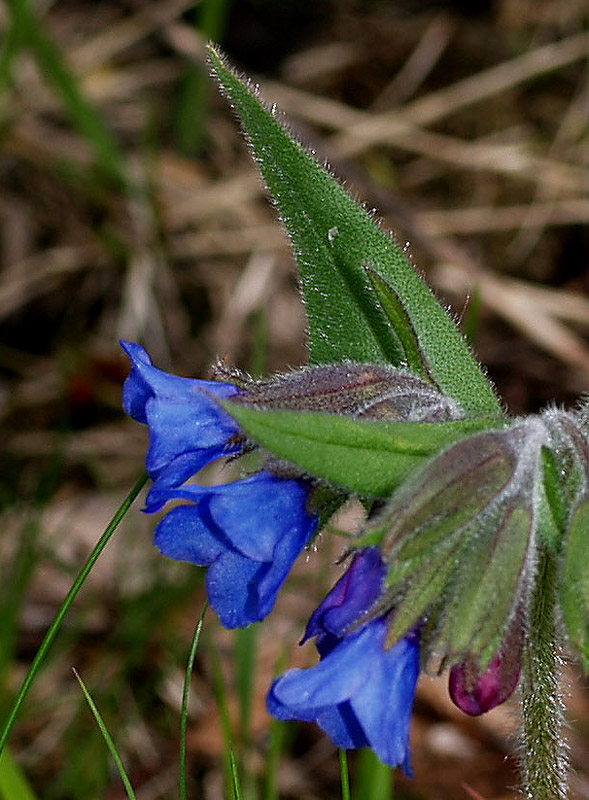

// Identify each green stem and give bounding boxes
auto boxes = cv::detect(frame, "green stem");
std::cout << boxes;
[0,472,148,756]
[520,547,568,800]
[339,750,351,800]
[179,602,208,800]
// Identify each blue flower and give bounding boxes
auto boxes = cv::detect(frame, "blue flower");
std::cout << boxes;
[121,342,318,629]
[267,549,420,773]
[121,341,243,507]
[151,472,318,629]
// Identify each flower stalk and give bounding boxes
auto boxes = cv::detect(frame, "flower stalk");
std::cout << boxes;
[520,546,568,800]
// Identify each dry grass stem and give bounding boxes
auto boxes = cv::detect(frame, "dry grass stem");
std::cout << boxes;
[329,31,589,156]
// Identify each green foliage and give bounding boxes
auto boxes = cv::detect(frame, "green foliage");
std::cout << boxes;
[536,447,568,552]
[432,500,533,665]
[234,625,258,744]
[364,425,536,665]
[0,750,38,800]
[229,748,244,800]
[208,45,501,417]
[5,0,126,185]
[210,642,241,800]
[180,604,208,800]
[225,402,500,496]
[559,497,589,669]
[174,0,234,155]
[365,268,434,385]
[0,473,148,759]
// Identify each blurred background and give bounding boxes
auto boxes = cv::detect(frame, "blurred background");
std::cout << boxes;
[1,0,588,797]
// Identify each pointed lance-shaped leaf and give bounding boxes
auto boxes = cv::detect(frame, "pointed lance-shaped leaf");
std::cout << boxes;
[208,44,502,418]
[223,401,499,497]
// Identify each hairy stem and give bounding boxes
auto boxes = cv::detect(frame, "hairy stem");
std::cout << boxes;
[520,547,567,800]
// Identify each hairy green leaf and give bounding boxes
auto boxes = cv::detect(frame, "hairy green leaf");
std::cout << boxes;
[224,401,499,496]
[385,536,462,646]
[208,45,501,417]
[363,424,538,658]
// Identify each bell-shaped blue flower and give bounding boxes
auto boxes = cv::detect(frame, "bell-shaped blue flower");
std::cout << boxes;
[152,471,318,629]
[121,342,318,629]
[267,549,420,773]
[121,341,243,506]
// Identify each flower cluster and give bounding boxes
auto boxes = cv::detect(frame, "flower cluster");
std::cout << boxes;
[121,341,318,630]
[121,342,554,772]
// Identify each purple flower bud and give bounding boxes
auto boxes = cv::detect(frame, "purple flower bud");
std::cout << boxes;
[267,549,420,773]
[449,614,524,716]
[302,548,386,656]
[449,652,521,716]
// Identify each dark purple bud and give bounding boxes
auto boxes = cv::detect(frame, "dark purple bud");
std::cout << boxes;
[449,619,523,716]
[303,548,386,648]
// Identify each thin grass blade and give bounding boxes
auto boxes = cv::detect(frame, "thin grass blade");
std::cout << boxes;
[72,669,137,800]
[175,0,234,154]
[0,473,147,757]
[180,602,208,800]
[6,0,126,185]
[210,641,240,799]
[229,748,243,800]
[234,624,258,747]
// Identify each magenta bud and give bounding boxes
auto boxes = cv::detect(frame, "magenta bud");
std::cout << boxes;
[449,649,521,716]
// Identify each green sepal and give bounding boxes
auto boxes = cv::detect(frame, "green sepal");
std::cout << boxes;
[208,45,502,417]
[384,534,462,647]
[536,446,567,552]
[360,425,536,664]
[559,497,589,670]
[370,428,517,560]
[432,499,533,667]
[223,400,501,497]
